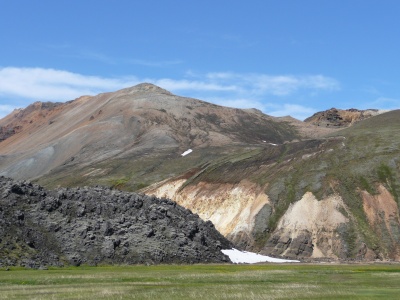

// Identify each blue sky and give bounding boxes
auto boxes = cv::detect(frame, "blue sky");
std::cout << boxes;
[1,0,400,120]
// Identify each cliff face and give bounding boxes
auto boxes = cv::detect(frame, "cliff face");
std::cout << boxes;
[145,180,352,260]
[146,179,270,248]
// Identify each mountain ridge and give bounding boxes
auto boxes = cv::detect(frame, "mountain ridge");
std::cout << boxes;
[0,83,298,186]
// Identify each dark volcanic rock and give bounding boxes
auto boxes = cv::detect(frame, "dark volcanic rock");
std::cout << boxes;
[0,177,232,268]
[264,233,314,258]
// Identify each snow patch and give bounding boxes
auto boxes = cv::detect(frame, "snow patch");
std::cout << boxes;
[262,141,279,146]
[181,149,193,156]
[222,248,300,264]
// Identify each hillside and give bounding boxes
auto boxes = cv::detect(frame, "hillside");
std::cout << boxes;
[0,102,65,142]
[145,110,400,261]
[0,83,298,190]
[0,177,232,268]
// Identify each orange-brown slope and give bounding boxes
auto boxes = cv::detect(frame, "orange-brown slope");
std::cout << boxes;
[304,108,385,128]
[0,83,298,183]
[0,101,66,142]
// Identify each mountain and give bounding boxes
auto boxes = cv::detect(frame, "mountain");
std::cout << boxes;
[0,176,232,268]
[1,83,399,262]
[0,83,298,190]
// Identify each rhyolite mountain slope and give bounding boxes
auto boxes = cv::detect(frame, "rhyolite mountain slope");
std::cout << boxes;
[0,83,298,190]
[0,101,64,142]
[145,110,400,261]
[0,176,232,268]
[1,84,399,262]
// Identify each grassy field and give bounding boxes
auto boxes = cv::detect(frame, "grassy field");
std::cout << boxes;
[1,264,400,299]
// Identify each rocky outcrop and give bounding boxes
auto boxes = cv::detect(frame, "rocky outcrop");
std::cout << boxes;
[147,181,353,260]
[304,108,385,128]
[145,179,270,249]
[263,193,349,259]
[0,125,22,142]
[0,177,232,268]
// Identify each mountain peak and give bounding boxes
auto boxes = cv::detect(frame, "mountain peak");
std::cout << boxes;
[121,83,173,95]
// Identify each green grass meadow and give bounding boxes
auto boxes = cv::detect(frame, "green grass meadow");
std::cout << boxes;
[1,264,400,299]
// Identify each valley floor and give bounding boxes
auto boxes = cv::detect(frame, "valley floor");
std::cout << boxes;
[1,264,400,299]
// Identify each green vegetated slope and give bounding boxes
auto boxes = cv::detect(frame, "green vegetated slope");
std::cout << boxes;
[159,110,400,260]
[328,109,400,201]
[37,145,257,191]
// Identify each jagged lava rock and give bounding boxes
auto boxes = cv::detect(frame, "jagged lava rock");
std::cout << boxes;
[0,177,232,268]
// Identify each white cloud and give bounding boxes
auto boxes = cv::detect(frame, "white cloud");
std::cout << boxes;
[187,96,315,120]
[203,72,340,96]
[153,78,238,92]
[155,72,334,120]
[0,67,139,101]
[0,67,337,121]
[210,98,266,110]
[0,67,337,101]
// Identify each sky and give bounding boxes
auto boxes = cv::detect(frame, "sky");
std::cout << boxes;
[1,0,400,120]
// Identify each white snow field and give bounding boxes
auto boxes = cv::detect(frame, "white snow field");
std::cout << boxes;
[181,149,193,156]
[222,248,300,264]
